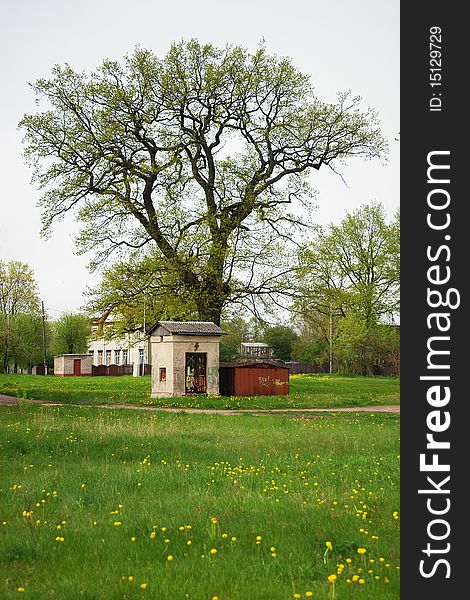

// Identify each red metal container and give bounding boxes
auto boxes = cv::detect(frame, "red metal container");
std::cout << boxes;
[219,360,289,396]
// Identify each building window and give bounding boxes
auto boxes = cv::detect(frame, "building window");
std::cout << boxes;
[114,350,121,365]
[159,367,166,382]
[122,349,128,365]
[106,350,112,366]
[97,350,103,365]
[139,348,144,364]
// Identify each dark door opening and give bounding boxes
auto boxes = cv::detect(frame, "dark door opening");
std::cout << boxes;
[185,352,207,394]
[73,359,81,376]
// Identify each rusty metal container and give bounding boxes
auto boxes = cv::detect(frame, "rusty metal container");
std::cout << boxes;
[219,360,289,396]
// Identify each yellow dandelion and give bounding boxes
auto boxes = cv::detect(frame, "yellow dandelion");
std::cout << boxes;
[210,517,218,524]
[327,574,337,583]
[210,548,218,555]
[149,532,156,540]
[256,535,262,541]
[128,576,134,582]
[139,583,148,590]
[359,578,365,585]
[293,594,301,599]
[325,540,333,550]
[306,593,313,598]
[131,536,136,542]
[357,547,367,554]
[17,587,25,593]
[231,536,237,542]
[221,533,228,539]
[187,540,192,546]
[167,555,174,561]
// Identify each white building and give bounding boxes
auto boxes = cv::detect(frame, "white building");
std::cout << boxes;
[88,315,151,376]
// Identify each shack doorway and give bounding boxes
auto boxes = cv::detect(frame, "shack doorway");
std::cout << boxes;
[185,352,207,394]
[73,359,81,376]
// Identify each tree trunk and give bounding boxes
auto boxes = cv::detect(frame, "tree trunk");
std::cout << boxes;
[195,301,223,326]
[195,286,227,326]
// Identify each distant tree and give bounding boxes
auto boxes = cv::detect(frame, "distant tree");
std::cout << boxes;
[295,203,399,374]
[263,325,298,361]
[298,202,399,324]
[218,316,252,362]
[52,313,90,355]
[333,315,400,375]
[20,40,386,325]
[10,314,44,372]
[0,260,41,372]
[291,310,330,365]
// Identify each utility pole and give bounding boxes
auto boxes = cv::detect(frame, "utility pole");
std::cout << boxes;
[41,301,48,375]
[142,301,146,377]
[329,302,333,374]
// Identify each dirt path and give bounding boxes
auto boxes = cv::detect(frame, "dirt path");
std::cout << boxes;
[0,393,399,415]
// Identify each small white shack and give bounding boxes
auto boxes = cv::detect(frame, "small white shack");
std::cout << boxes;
[54,354,93,376]
[148,321,225,398]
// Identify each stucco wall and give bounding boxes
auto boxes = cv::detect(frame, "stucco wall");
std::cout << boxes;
[54,355,93,376]
[151,334,220,397]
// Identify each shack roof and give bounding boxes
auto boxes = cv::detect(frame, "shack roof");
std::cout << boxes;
[147,321,226,336]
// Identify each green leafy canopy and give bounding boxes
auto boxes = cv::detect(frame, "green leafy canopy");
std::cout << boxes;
[20,40,387,324]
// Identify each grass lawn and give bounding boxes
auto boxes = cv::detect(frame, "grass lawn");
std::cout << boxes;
[0,373,399,410]
[0,405,400,599]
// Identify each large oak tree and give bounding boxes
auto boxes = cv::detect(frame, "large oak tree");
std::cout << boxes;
[20,40,386,325]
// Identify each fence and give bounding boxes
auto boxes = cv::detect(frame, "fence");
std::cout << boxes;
[92,364,133,376]
[285,362,329,374]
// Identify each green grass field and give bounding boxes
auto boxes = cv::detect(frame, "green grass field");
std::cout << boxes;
[0,373,399,410]
[0,404,399,599]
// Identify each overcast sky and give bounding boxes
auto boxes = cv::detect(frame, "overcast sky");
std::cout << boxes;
[0,0,399,318]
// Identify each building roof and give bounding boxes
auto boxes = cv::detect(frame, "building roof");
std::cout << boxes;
[54,354,93,357]
[147,321,226,336]
[239,342,272,348]
[220,360,288,369]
